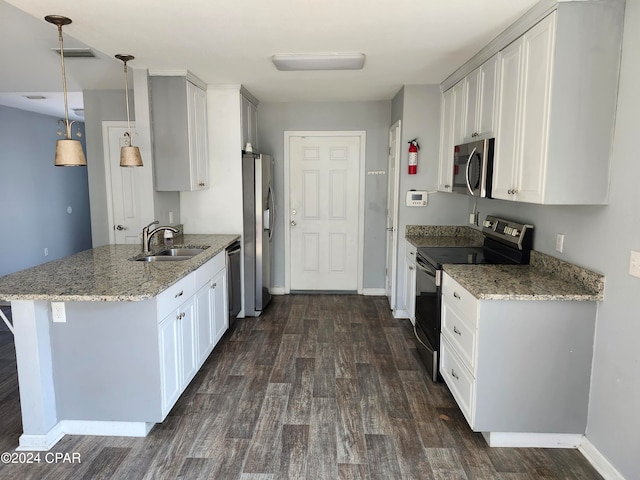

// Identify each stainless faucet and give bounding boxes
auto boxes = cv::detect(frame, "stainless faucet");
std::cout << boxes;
[142,220,179,253]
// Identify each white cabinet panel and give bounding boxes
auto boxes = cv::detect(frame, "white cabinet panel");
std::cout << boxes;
[404,242,417,322]
[438,88,455,192]
[211,267,229,345]
[159,312,181,416]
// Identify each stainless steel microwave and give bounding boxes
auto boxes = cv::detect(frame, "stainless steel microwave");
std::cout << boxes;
[452,138,494,197]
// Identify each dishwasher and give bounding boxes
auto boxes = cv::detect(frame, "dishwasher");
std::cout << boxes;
[226,241,242,325]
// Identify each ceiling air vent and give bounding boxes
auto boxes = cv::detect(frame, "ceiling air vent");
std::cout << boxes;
[52,48,96,58]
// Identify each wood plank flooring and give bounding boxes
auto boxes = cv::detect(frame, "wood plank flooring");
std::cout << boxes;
[0,297,602,479]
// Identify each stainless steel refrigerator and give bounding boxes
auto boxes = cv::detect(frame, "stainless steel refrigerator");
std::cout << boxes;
[242,153,274,316]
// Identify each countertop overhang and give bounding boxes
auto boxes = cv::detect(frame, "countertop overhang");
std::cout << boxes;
[0,234,239,302]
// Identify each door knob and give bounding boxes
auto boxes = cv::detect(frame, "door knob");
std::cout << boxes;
[291,209,297,215]
[115,225,127,231]
[290,220,297,226]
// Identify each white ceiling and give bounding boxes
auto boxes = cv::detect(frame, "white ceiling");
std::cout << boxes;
[0,0,539,120]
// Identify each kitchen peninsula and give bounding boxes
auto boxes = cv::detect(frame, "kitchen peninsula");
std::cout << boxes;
[0,234,238,451]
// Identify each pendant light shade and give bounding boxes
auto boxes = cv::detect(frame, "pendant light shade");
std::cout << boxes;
[45,15,87,167]
[54,139,86,167]
[115,54,143,167]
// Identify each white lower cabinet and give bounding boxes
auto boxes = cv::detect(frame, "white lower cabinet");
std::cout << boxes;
[157,251,228,418]
[440,272,597,437]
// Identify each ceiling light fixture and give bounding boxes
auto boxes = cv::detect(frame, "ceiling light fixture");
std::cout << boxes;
[115,54,143,167]
[271,53,365,71]
[45,15,86,167]
[25,95,47,100]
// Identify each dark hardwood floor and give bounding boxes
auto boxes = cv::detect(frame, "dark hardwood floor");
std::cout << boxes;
[0,297,602,479]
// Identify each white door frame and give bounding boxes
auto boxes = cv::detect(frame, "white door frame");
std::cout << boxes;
[386,120,401,309]
[102,121,131,244]
[284,130,366,294]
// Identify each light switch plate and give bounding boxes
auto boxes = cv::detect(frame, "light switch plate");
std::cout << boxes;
[630,251,640,278]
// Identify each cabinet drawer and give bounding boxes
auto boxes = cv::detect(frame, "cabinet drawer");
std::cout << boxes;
[440,337,475,428]
[157,273,196,320]
[195,252,225,290]
[442,297,478,372]
[442,273,478,327]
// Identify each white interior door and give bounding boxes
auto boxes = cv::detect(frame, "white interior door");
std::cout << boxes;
[103,122,145,244]
[288,135,361,291]
[385,120,401,307]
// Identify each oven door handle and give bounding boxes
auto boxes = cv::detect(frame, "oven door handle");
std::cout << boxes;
[416,256,440,286]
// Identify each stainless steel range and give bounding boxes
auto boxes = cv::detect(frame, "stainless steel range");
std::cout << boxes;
[414,215,534,382]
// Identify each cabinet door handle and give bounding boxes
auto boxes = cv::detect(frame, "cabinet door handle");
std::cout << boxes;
[453,292,461,300]
[409,266,413,271]
[198,182,205,187]
[451,369,459,380]
[175,290,184,298]
[444,184,451,189]
[453,326,462,335]
[211,282,217,289]
[176,312,184,320]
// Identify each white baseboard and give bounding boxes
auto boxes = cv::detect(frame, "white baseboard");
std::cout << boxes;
[61,420,155,437]
[269,287,287,295]
[482,432,583,448]
[362,288,386,296]
[16,421,155,451]
[579,437,626,480]
[16,423,65,451]
[394,308,410,319]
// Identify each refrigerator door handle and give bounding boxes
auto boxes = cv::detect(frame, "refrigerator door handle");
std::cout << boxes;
[266,183,275,241]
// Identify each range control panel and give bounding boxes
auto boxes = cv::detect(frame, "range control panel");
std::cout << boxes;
[482,215,534,250]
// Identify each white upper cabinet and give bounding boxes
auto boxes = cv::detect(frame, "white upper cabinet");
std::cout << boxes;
[441,0,624,205]
[438,79,466,192]
[438,87,455,192]
[464,53,499,141]
[150,74,209,192]
[241,93,258,151]
[492,2,623,204]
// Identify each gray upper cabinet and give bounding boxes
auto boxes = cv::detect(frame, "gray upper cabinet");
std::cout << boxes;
[150,74,209,192]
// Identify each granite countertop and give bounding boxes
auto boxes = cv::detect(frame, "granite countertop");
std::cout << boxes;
[443,251,604,302]
[404,224,604,302]
[0,234,239,302]
[405,225,484,248]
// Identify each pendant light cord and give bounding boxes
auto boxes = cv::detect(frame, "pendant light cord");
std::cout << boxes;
[123,60,132,146]
[56,24,71,140]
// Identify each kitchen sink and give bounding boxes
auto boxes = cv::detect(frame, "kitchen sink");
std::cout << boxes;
[152,248,207,257]
[132,247,209,262]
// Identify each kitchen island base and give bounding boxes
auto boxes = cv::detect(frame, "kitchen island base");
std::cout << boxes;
[7,244,231,451]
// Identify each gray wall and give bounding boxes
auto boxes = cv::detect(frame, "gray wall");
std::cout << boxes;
[257,101,391,290]
[0,106,92,276]
[84,88,180,247]
[466,2,640,475]
[392,85,469,308]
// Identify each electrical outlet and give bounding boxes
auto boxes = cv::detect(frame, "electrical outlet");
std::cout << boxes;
[44,248,49,256]
[630,251,640,279]
[555,234,565,253]
[469,213,476,225]
[168,211,174,224]
[51,302,66,323]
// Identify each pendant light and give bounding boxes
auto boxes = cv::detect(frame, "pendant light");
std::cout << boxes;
[115,54,143,167]
[45,15,87,167]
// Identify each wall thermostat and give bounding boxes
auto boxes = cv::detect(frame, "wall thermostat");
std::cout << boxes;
[406,190,428,206]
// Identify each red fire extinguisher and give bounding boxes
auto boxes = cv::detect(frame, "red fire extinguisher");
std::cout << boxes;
[408,139,419,175]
